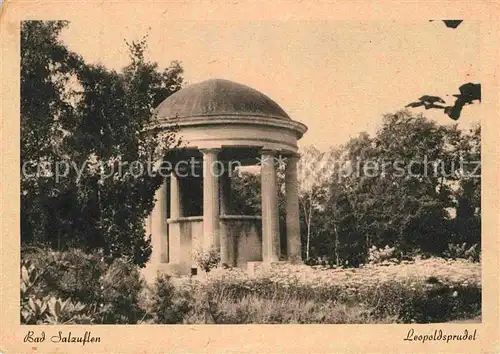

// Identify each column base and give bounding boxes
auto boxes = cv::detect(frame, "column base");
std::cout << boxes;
[140,262,191,283]
[247,260,296,277]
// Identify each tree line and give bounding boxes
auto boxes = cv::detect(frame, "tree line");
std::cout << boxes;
[297,112,480,265]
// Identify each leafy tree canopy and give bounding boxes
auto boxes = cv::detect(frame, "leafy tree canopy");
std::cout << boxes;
[21,21,184,266]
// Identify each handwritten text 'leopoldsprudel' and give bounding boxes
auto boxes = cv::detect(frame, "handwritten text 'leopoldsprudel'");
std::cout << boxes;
[404,328,477,343]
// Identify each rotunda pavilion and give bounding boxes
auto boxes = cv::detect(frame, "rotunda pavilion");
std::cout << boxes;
[144,79,307,277]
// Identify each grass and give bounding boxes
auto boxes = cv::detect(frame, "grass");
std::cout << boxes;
[164,257,481,324]
[21,247,481,324]
[184,294,395,324]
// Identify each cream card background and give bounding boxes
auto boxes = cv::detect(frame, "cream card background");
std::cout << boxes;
[1,1,499,352]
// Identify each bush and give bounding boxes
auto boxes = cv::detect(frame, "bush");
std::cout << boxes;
[146,274,192,324]
[398,282,481,323]
[99,257,144,324]
[20,247,145,324]
[368,245,399,264]
[192,247,221,272]
[444,243,480,262]
[21,247,107,304]
[21,262,95,324]
[22,296,93,325]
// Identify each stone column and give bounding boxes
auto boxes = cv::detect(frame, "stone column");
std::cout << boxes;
[201,149,221,252]
[260,150,280,262]
[168,172,182,263]
[219,165,232,265]
[150,178,168,263]
[285,153,302,263]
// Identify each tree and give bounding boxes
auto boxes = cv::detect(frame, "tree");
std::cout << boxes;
[21,21,84,246]
[453,124,481,246]
[323,133,378,266]
[231,171,261,215]
[21,21,183,266]
[308,110,479,266]
[366,111,456,253]
[296,146,337,260]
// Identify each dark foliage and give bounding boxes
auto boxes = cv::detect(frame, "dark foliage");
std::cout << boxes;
[149,274,192,324]
[21,247,144,324]
[21,21,183,265]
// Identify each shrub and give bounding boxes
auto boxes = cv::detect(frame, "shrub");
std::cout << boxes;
[192,247,221,273]
[187,295,387,324]
[21,247,107,304]
[99,257,144,324]
[52,249,108,304]
[20,246,481,324]
[20,247,145,324]
[368,245,398,264]
[21,295,93,325]
[444,243,480,262]
[398,282,481,323]
[146,274,192,324]
[21,262,94,324]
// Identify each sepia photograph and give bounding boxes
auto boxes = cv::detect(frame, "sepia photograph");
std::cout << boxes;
[18,17,483,325]
[2,1,499,352]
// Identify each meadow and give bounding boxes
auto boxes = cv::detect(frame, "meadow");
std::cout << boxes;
[21,248,481,324]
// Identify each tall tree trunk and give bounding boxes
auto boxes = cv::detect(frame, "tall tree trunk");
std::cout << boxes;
[333,220,339,266]
[365,231,370,264]
[306,210,311,260]
[306,193,314,261]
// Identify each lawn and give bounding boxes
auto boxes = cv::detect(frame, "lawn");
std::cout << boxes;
[154,257,481,324]
[21,248,481,324]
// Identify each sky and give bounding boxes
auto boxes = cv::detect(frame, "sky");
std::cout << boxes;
[60,19,481,150]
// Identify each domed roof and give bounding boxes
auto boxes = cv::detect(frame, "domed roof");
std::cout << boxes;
[155,79,291,120]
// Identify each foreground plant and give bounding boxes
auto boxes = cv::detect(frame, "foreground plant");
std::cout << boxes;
[21,262,92,324]
[20,248,146,324]
[192,247,221,273]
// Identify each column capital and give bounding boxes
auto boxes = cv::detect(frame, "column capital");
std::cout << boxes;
[259,149,278,156]
[278,150,300,157]
[200,148,221,155]
[259,149,279,168]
